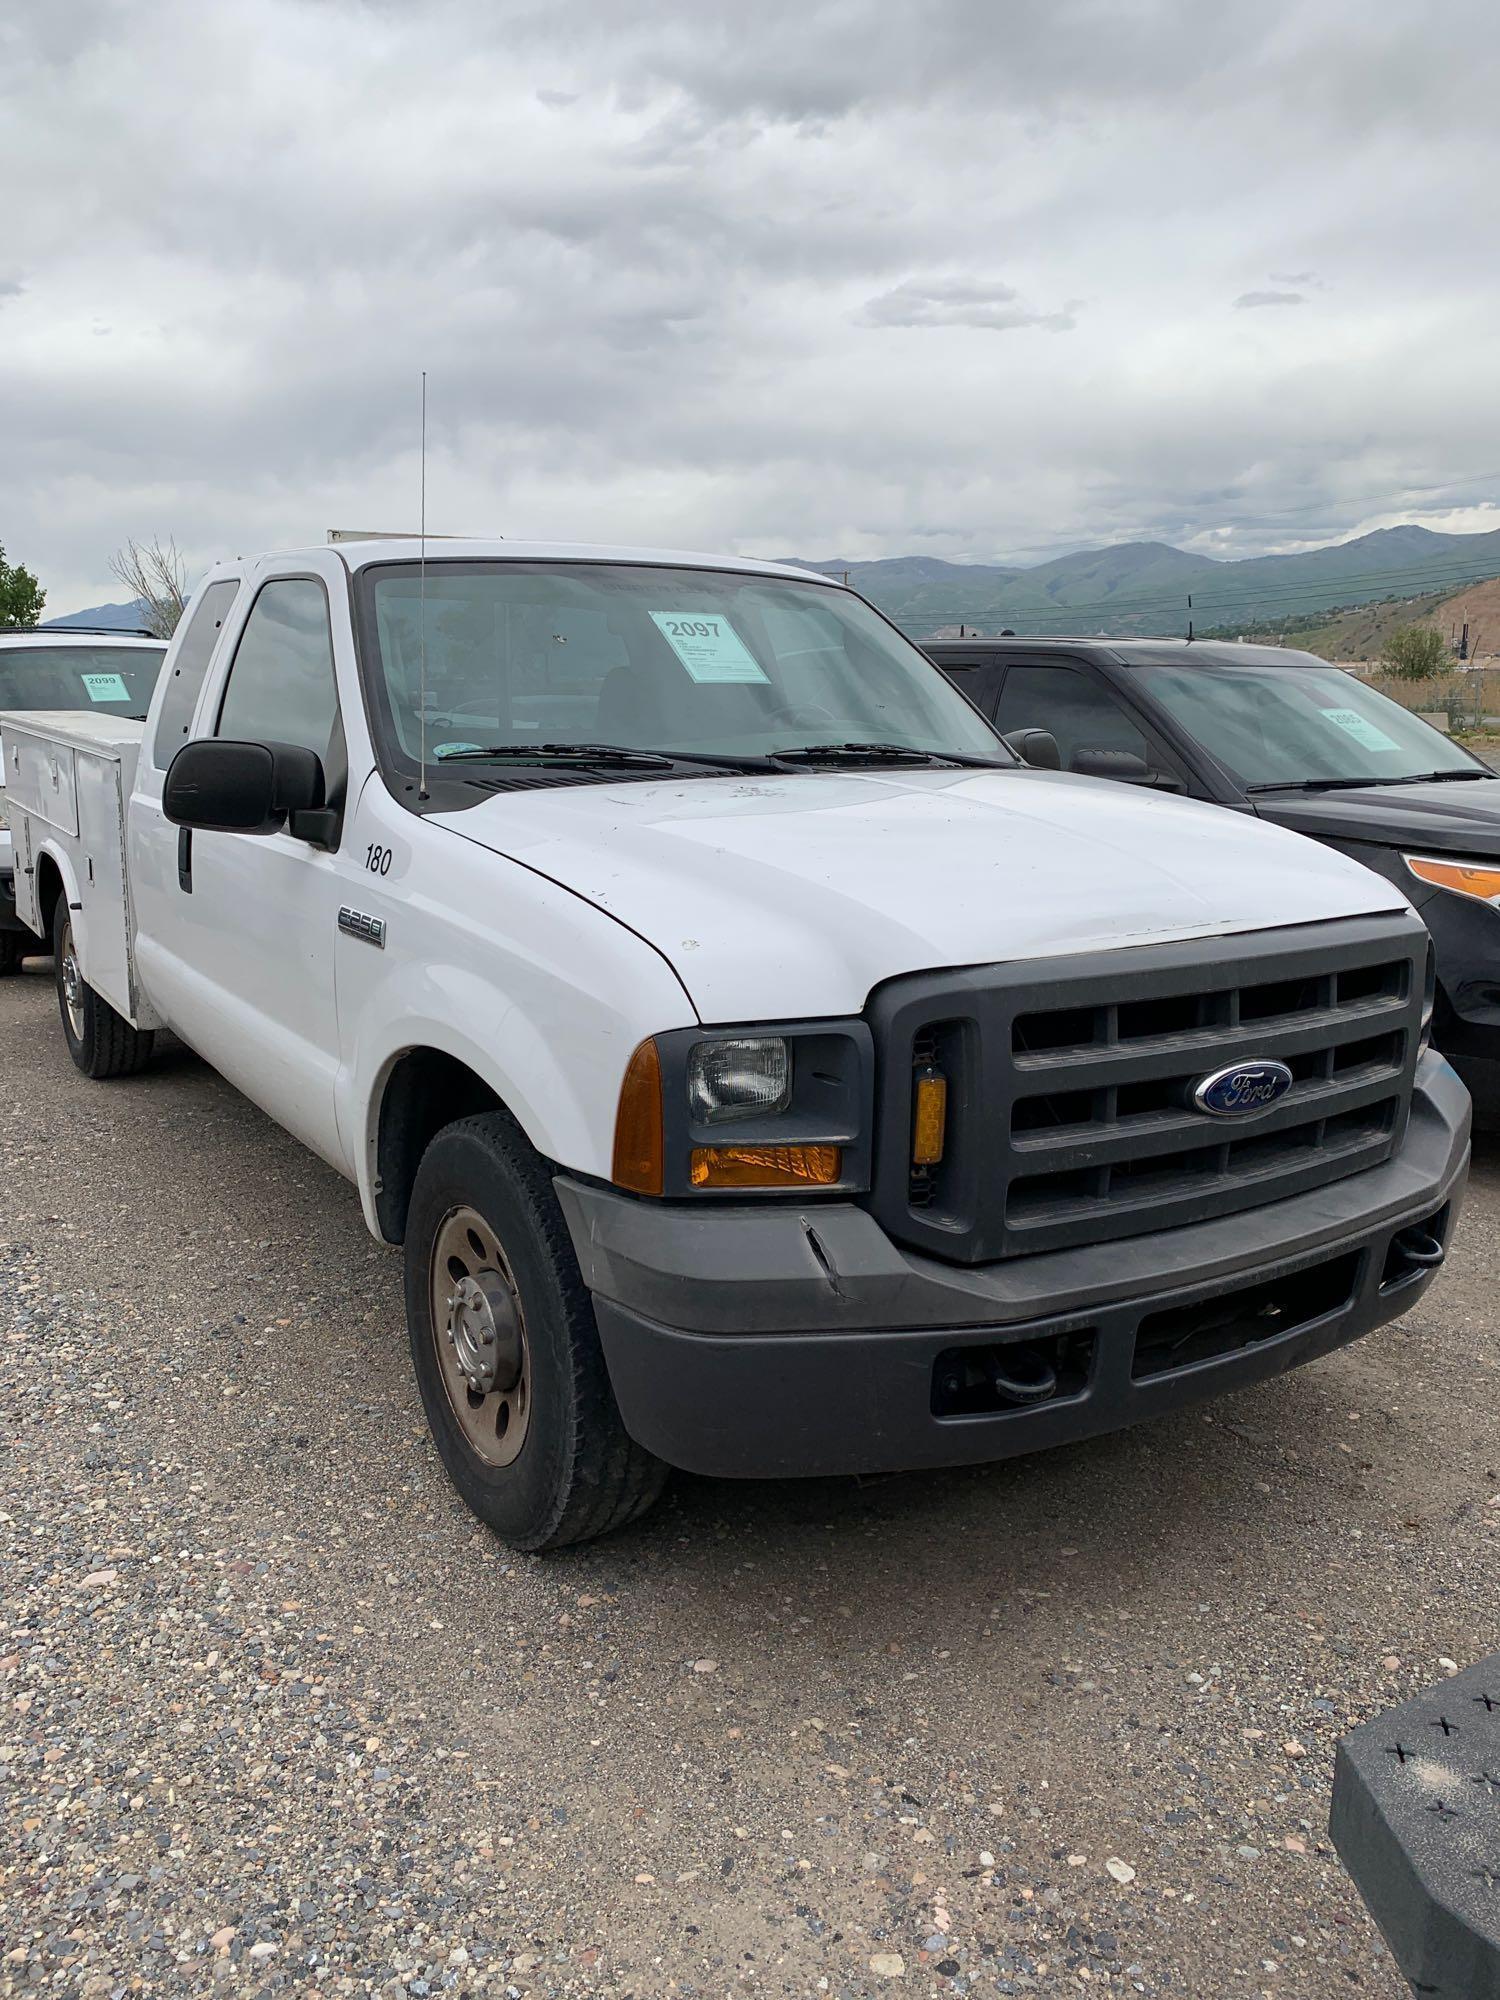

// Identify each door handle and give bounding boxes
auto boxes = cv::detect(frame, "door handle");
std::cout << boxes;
[177,827,193,893]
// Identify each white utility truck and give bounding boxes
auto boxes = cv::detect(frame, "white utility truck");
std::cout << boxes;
[0,628,166,972]
[0,541,1470,1549]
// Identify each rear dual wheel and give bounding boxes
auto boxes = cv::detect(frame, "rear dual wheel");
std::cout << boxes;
[404,1112,667,1552]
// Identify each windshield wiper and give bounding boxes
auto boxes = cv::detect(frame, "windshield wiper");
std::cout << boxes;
[435,742,670,767]
[1247,770,1496,794]
[434,741,784,774]
[770,741,1010,769]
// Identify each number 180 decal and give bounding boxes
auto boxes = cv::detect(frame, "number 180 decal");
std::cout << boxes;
[365,843,394,876]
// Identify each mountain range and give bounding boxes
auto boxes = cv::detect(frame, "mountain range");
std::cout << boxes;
[44,598,154,632]
[779,523,1500,637]
[45,522,1500,641]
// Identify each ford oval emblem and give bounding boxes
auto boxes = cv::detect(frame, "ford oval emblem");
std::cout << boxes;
[1192,1059,1294,1118]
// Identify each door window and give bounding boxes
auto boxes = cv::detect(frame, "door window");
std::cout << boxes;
[995,663,1150,769]
[930,656,1002,717]
[153,580,240,768]
[216,578,341,762]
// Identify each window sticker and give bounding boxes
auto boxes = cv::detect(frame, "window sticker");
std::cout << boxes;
[434,742,484,759]
[650,612,770,685]
[79,671,131,703]
[1319,707,1400,753]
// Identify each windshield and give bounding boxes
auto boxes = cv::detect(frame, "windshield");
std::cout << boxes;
[354,562,1005,775]
[1133,661,1487,788]
[0,643,165,717]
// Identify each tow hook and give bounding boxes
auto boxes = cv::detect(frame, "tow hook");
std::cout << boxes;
[988,1345,1059,1407]
[1391,1226,1445,1269]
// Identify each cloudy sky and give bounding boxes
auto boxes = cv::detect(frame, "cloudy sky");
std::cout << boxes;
[4,0,1499,612]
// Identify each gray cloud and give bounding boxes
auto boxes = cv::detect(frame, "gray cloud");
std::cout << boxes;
[1234,290,1307,308]
[0,0,1496,610]
[860,278,1078,333]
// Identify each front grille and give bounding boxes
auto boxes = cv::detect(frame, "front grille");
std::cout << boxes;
[870,915,1427,1264]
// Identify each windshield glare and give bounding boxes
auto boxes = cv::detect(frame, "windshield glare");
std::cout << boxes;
[357,563,1005,771]
[1135,662,1485,787]
[0,644,165,716]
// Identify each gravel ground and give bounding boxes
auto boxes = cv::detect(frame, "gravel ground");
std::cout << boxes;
[2,958,1497,2000]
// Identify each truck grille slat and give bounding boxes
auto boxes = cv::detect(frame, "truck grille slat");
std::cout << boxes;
[871,916,1426,1264]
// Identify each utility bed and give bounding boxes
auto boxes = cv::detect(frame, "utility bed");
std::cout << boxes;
[0,711,151,1024]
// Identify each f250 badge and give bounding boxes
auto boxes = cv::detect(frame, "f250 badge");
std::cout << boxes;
[338,907,386,949]
[1192,1059,1294,1117]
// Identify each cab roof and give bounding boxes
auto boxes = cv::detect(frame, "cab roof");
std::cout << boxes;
[315,538,832,585]
[1,629,165,650]
[925,635,1331,670]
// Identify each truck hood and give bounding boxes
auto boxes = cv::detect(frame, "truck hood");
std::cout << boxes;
[1253,776,1500,857]
[431,767,1412,1022]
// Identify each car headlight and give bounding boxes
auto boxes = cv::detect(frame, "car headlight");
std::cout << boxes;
[611,1023,873,1196]
[686,1037,790,1124]
[1405,854,1500,907]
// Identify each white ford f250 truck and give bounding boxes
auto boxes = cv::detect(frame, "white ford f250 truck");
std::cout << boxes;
[0,540,1470,1549]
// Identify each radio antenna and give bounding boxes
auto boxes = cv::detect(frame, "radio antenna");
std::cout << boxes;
[417,369,429,800]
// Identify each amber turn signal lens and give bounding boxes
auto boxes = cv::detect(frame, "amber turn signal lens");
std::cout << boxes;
[612,1038,665,1195]
[1406,855,1500,905]
[689,1143,842,1189]
[912,1067,947,1166]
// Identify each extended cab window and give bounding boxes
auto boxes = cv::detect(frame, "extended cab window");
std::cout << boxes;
[152,580,240,768]
[217,578,341,764]
[995,664,1150,770]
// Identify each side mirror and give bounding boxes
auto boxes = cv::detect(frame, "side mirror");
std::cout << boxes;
[1069,746,1152,783]
[164,739,326,837]
[1002,727,1062,770]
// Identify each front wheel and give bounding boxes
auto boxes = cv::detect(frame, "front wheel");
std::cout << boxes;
[403,1112,668,1552]
[53,902,154,1079]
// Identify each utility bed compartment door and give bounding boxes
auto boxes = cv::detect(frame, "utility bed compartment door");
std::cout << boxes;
[6,731,79,837]
[73,751,136,1019]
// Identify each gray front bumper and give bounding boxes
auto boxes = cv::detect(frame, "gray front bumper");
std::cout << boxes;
[558,1054,1471,1337]
[555,1053,1471,1479]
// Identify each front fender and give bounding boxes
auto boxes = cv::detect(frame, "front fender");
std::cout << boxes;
[340,935,697,1240]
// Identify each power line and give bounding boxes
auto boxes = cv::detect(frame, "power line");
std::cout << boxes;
[904,552,1500,621]
[883,552,1500,635]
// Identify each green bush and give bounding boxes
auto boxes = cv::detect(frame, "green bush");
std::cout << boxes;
[1381,624,1450,680]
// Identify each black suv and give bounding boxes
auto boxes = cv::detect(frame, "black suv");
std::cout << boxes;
[926,637,1500,1122]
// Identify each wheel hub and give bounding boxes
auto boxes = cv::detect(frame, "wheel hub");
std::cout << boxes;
[445,1271,523,1396]
[428,1205,532,1468]
[59,921,85,1039]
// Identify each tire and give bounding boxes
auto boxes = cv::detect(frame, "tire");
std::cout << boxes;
[52,901,155,1080]
[0,930,27,976]
[404,1111,668,1552]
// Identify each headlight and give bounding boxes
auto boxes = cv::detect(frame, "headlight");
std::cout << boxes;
[1405,854,1500,907]
[687,1037,790,1124]
[611,1023,873,1196]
